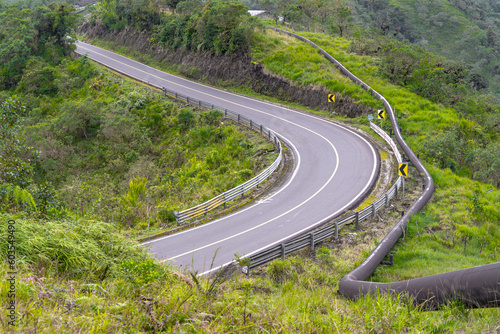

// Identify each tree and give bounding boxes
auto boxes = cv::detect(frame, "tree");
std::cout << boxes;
[0,97,39,188]
[54,98,103,140]
[335,5,352,37]
[0,7,35,88]
[175,0,203,14]
[487,26,496,47]
[196,0,251,54]
[31,3,77,59]
[0,4,77,88]
[380,42,420,85]
[473,143,500,187]
[17,59,58,96]
[177,108,195,130]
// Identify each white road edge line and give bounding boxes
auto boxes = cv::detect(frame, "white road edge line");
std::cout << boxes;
[141,133,300,245]
[199,133,377,276]
[76,41,378,271]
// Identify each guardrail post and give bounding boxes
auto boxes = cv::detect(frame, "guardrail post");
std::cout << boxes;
[237,114,240,124]
[250,119,252,129]
[211,104,214,109]
[175,92,178,99]
[174,211,181,226]
[402,177,405,199]
[268,130,271,139]
[260,125,263,134]
[385,194,389,208]
[186,96,189,104]
[335,221,338,239]
[224,109,227,118]
[395,183,398,198]
[372,203,376,219]
[309,233,315,252]
[355,212,359,230]
[198,100,201,108]
[281,243,285,259]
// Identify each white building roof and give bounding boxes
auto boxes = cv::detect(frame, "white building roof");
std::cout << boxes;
[248,10,267,16]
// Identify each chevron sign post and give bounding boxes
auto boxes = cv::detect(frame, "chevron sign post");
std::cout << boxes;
[378,109,385,127]
[398,163,408,177]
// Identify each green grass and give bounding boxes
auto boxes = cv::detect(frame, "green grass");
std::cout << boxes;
[83,26,500,278]
[7,23,491,331]
[252,30,382,109]
[2,214,499,332]
[9,60,277,236]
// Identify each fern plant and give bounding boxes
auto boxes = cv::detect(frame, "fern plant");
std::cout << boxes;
[1,184,37,212]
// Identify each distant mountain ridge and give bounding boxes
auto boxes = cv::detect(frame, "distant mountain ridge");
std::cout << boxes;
[346,0,500,97]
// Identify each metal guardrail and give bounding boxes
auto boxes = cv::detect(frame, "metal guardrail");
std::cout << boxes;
[245,123,404,271]
[370,122,402,163]
[75,46,284,226]
[269,27,499,308]
[156,87,283,225]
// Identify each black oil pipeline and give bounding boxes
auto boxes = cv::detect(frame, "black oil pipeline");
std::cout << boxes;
[269,27,500,309]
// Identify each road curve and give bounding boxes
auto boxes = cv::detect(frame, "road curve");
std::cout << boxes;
[75,41,379,274]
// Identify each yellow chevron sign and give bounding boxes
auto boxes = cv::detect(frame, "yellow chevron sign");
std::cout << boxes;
[328,94,335,103]
[377,109,386,119]
[399,163,408,177]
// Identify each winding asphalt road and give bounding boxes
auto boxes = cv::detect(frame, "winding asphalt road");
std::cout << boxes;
[75,41,379,274]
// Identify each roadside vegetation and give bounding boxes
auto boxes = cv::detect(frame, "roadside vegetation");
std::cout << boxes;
[241,0,500,99]
[1,0,499,331]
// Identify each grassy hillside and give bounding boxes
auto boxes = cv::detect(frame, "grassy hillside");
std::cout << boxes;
[251,28,500,278]
[79,18,500,285]
[1,0,499,331]
[243,0,500,98]
[346,0,500,97]
[78,3,500,273]
[1,60,276,237]
[2,202,499,332]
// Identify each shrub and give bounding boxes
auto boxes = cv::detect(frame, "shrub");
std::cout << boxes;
[17,59,58,96]
[177,108,196,130]
[202,109,222,126]
[267,257,304,284]
[53,98,103,141]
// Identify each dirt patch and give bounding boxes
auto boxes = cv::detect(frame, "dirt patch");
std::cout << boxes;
[78,22,373,118]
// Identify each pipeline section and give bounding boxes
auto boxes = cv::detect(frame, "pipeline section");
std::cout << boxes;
[268,27,500,308]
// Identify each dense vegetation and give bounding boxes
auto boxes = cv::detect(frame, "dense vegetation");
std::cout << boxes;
[1,0,499,331]
[89,0,262,56]
[86,0,500,187]
[83,0,500,288]
[0,0,276,233]
[241,0,500,99]
[253,30,500,188]
[3,210,499,332]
